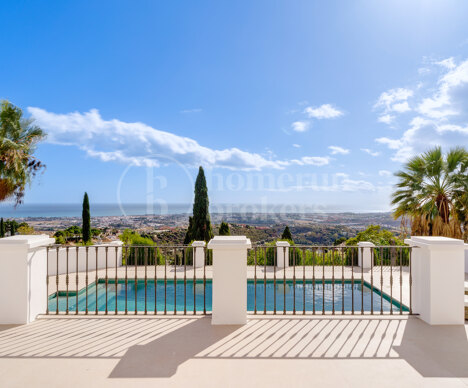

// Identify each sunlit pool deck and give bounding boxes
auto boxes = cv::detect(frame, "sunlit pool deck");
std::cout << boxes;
[1,315,467,387]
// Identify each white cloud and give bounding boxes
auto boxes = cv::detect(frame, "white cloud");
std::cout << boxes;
[360,148,380,157]
[328,145,350,155]
[378,170,392,177]
[376,58,468,162]
[29,107,331,171]
[291,120,310,132]
[304,104,343,119]
[374,88,413,124]
[435,57,456,70]
[292,144,301,148]
[377,114,394,124]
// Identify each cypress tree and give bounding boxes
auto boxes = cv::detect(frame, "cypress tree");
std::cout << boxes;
[0,218,4,238]
[219,221,230,236]
[281,226,293,241]
[184,167,213,242]
[82,192,91,243]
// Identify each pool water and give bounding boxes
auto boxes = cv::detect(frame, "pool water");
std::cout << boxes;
[48,279,408,313]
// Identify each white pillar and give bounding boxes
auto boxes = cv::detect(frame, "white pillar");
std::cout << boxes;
[405,236,465,325]
[207,236,251,325]
[464,244,468,274]
[0,235,55,324]
[357,241,375,269]
[276,241,290,269]
[192,241,206,268]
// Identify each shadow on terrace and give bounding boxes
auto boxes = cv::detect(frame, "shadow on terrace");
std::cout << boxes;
[1,316,467,379]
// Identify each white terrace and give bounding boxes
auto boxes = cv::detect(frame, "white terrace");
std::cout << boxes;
[0,235,467,387]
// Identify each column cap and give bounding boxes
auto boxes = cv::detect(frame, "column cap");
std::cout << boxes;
[405,236,465,247]
[276,241,290,247]
[0,235,55,249]
[207,236,251,249]
[191,240,206,247]
[357,241,375,247]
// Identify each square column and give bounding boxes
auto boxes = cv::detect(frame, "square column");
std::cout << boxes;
[276,241,290,269]
[207,236,251,325]
[405,236,465,325]
[0,235,55,324]
[191,241,206,268]
[358,242,375,269]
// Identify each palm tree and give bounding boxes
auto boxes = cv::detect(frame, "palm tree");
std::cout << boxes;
[392,147,468,239]
[0,101,45,205]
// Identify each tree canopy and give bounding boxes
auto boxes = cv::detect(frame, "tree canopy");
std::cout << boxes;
[0,100,45,205]
[281,226,293,241]
[184,167,213,242]
[219,221,231,236]
[391,147,468,240]
[345,225,404,246]
[82,192,91,243]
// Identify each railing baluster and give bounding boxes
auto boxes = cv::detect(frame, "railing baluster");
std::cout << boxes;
[409,247,412,314]
[134,246,138,314]
[283,246,286,314]
[66,247,69,315]
[273,246,276,314]
[370,248,374,315]
[312,247,315,315]
[254,247,257,314]
[293,246,296,315]
[95,246,98,314]
[264,247,266,314]
[341,247,344,315]
[203,245,206,315]
[154,247,158,315]
[164,248,167,315]
[124,246,128,315]
[303,247,306,315]
[322,248,325,314]
[361,247,364,315]
[46,247,49,315]
[115,246,118,314]
[76,247,79,314]
[193,246,196,315]
[380,247,383,315]
[184,247,187,315]
[105,246,108,315]
[173,247,177,314]
[351,247,354,315]
[400,246,403,315]
[85,246,89,314]
[55,247,59,314]
[332,247,335,315]
[390,248,394,315]
[144,247,148,315]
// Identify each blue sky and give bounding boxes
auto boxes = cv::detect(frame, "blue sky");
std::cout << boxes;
[1,0,468,212]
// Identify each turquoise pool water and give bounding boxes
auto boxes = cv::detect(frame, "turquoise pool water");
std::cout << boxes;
[48,279,408,313]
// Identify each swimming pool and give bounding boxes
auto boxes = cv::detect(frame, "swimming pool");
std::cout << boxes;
[48,279,408,313]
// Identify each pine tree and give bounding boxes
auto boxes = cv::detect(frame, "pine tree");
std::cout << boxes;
[82,192,91,243]
[281,226,293,241]
[184,167,213,242]
[219,221,230,236]
[0,218,4,238]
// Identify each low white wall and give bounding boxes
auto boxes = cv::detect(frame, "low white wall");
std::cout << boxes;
[47,242,123,276]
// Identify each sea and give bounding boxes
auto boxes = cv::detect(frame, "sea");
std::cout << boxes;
[0,203,368,218]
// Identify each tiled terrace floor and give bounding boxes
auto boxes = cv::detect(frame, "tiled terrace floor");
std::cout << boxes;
[0,315,467,387]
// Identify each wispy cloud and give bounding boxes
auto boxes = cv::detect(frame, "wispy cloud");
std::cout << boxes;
[304,104,343,119]
[378,170,392,177]
[29,107,332,171]
[291,120,310,132]
[328,145,350,155]
[292,144,301,148]
[360,148,380,157]
[374,87,413,124]
[375,57,468,161]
